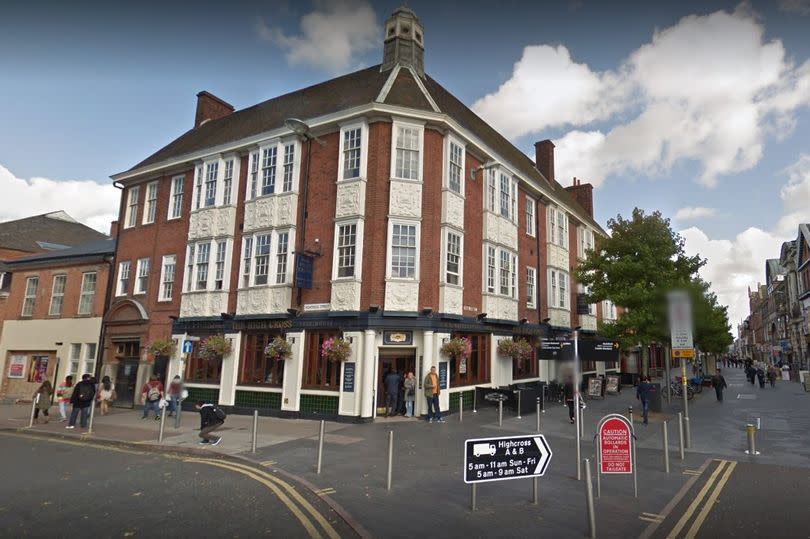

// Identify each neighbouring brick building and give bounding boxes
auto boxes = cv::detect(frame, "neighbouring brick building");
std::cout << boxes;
[104,7,618,418]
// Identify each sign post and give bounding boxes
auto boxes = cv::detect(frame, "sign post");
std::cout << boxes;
[596,413,636,498]
[464,434,552,509]
[668,290,694,449]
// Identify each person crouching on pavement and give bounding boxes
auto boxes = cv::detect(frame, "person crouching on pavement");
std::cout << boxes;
[636,376,654,425]
[195,401,225,446]
[712,369,728,402]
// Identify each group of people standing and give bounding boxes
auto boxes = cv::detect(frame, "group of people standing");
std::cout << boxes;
[382,366,445,423]
[139,375,184,421]
[745,361,790,388]
[32,373,107,429]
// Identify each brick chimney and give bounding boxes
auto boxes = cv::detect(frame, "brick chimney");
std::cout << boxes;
[535,139,555,183]
[195,91,234,128]
[109,220,119,237]
[564,177,594,218]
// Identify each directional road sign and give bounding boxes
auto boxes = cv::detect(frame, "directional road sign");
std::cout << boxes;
[464,434,552,484]
[182,340,193,354]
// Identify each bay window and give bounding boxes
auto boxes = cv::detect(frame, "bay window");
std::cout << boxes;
[549,268,570,310]
[246,139,300,200]
[548,206,569,248]
[445,230,462,285]
[240,230,295,287]
[446,138,464,195]
[484,243,517,299]
[335,222,358,279]
[392,122,422,181]
[388,221,418,279]
[341,127,362,180]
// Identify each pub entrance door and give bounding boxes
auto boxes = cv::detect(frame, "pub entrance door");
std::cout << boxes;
[376,349,416,416]
[113,341,140,408]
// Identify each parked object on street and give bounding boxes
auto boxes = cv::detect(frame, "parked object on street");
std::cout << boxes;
[195,401,225,445]
[67,374,95,429]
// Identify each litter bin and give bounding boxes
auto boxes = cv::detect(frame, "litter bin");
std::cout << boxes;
[649,382,663,413]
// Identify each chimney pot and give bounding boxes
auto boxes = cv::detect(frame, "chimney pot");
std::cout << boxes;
[195,91,234,128]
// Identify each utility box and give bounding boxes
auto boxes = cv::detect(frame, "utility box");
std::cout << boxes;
[649,383,663,413]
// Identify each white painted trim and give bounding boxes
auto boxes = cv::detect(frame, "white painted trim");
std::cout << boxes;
[331,218,364,281]
[141,181,159,225]
[386,218,421,281]
[405,66,440,113]
[442,226,463,287]
[336,120,368,182]
[443,133,466,198]
[526,266,537,309]
[375,64,402,103]
[389,118,425,182]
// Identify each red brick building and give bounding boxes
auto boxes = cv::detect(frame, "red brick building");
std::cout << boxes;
[104,7,616,417]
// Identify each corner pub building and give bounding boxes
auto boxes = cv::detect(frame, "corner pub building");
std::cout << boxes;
[101,7,619,418]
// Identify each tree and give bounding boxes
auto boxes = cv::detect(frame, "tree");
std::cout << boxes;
[689,279,734,354]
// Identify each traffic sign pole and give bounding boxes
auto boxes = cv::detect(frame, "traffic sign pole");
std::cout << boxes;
[574,328,581,481]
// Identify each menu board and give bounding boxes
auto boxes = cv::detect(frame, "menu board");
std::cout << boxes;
[606,375,620,395]
[342,362,355,393]
[587,377,604,399]
[439,362,448,390]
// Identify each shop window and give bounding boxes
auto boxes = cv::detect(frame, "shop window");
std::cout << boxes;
[582,359,597,372]
[302,331,340,391]
[512,337,539,380]
[185,337,222,384]
[240,333,285,387]
[448,333,490,387]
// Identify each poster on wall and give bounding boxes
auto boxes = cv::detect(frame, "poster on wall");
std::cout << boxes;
[7,355,26,378]
[29,355,49,383]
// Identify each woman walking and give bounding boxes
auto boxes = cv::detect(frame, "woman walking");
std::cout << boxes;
[98,375,115,415]
[403,372,416,417]
[33,380,53,423]
[56,375,74,422]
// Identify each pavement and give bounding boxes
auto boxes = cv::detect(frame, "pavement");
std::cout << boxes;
[2,365,808,538]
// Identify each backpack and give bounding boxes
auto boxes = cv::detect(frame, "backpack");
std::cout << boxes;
[147,385,161,401]
[213,406,227,421]
[77,383,94,402]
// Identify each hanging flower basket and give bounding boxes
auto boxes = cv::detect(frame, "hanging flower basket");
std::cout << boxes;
[497,338,533,365]
[321,337,352,363]
[440,337,472,362]
[146,338,176,361]
[199,335,232,361]
[264,336,292,362]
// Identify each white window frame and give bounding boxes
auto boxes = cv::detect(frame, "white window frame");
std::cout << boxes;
[338,121,368,181]
[548,268,570,310]
[193,242,211,291]
[444,135,465,196]
[483,243,517,299]
[386,219,420,280]
[222,159,234,206]
[578,227,594,259]
[527,266,537,308]
[486,169,497,212]
[548,206,569,249]
[77,272,97,315]
[48,274,66,316]
[69,343,81,375]
[603,299,617,321]
[168,175,184,220]
[124,186,140,228]
[84,343,97,376]
[159,255,176,302]
[142,181,158,225]
[332,220,364,280]
[240,231,295,288]
[390,119,424,182]
[525,197,536,237]
[247,139,300,200]
[134,258,150,295]
[116,261,130,297]
[485,245,497,294]
[275,231,290,284]
[443,228,463,286]
[214,241,227,290]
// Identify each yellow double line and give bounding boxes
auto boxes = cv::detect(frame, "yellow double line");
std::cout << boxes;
[185,457,340,539]
[666,459,737,539]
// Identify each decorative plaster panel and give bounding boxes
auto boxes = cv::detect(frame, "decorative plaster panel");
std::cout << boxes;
[236,287,293,316]
[243,194,298,233]
[483,212,518,250]
[331,280,361,311]
[482,294,518,321]
[439,285,463,315]
[547,244,569,270]
[179,291,229,318]
[441,191,464,229]
[385,280,419,312]
[335,181,366,219]
[188,207,236,240]
[579,314,597,332]
[389,181,422,219]
[549,308,570,328]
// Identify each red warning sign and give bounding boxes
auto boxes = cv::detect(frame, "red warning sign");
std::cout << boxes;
[599,416,633,474]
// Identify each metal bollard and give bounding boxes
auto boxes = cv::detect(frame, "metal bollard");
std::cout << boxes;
[663,420,670,473]
[316,420,325,474]
[536,397,541,433]
[251,410,258,454]
[628,406,634,426]
[580,403,585,439]
[516,390,522,420]
[158,407,167,442]
[684,415,691,449]
[386,430,394,491]
[471,483,478,511]
[745,424,760,455]
[584,458,596,539]
[473,389,477,413]
[174,398,182,429]
[498,400,503,427]
[28,394,39,428]
[459,394,463,422]
[678,412,685,460]
[87,398,97,434]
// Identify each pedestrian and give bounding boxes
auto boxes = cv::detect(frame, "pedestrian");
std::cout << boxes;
[636,376,654,425]
[141,375,164,420]
[98,375,116,415]
[767,367,777,388]
[67,374,95,429]
[756,367,766,389]
[403,372,416,417]
[423,366,444,423]
[56,375,73,422]
[781,364,791,382]
[746,365,755,385]
[564,377,575,424]
[712,369,728,401]
[167,375,183,417]
[383,368,401,417]
[195,401,225,445]
[33,380,53,424]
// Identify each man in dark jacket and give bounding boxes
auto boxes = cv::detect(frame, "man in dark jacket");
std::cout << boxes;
[712,369,728,401]
[66,374,95,429]
[636,376,655,425]
[384,368,402,417]
[195,401,224,445]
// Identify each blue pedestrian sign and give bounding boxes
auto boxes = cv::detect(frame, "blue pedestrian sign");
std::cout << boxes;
[182,340,193,354]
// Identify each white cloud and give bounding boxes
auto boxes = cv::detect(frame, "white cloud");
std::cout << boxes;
[0,164,118,234]
[473,6,810,188]
[674,207,718,220]
[680,154,810,327]
[779,0,810,15]
[257,0,379,73]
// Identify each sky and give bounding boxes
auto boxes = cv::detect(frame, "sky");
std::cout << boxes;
[1,0,809,329]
